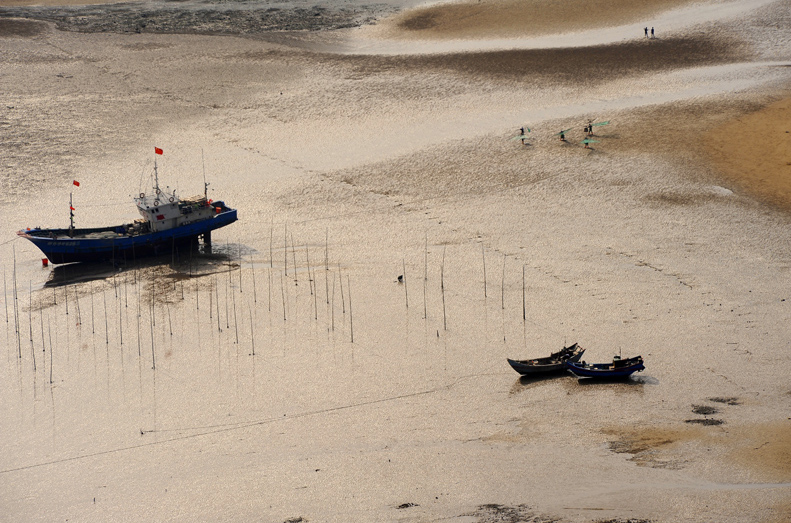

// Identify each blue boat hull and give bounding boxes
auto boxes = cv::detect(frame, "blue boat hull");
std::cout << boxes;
[566,356,645,379]
[21,209,237,264]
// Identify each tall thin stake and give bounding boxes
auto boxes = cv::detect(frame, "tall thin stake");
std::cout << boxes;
[280,271,286,321]
[29,281,36,371]
[90,281,95,334]
[103,289,109,345]
[501,254,506,310]
[423,235,428,320]
[522,264,526,322]
[324,228,329,304]
[441,246,447,331]
[348,275,353,343]
[482,244,487,299]
[251,254,257,303]
[249,306,255,356]
[402,257,408,309]
[338,263,345,314]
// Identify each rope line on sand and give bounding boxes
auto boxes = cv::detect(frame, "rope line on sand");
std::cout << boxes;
[0,372,484,475]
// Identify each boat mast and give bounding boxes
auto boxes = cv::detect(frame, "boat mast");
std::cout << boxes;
[154,158,161,195]
[201,148,209,200]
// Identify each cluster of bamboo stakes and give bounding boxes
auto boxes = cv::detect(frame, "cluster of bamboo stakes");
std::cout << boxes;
[3,228,545,385]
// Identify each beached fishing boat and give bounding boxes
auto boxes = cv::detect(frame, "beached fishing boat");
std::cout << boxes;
[18,161,237,264]
[507,343,585,375]
[566,355,645,379]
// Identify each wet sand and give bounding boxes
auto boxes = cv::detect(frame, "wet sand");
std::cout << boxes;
[1,0,790,522]
[385,0,700,40]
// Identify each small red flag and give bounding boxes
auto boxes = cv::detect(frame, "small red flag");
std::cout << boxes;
[70,206,75,211]
[154,147,163,155]
[73,180,80,187]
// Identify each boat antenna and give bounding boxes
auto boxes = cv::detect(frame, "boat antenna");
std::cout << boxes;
[69,192,74,238]
[153,158,161,195]
[201,148,209,200]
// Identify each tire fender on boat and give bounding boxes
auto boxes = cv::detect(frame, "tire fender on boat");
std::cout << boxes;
[154,200,160,206]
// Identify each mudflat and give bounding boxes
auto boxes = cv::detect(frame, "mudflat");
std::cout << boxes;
[0,0,789,522]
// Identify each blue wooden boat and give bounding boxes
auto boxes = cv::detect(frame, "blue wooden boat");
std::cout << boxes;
[507,343,585,375]
[18,164,237,264]
[566,355,645,379]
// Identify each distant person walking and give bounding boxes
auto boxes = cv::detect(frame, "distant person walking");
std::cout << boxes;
[644,27,648,37]
[651,27,655,38]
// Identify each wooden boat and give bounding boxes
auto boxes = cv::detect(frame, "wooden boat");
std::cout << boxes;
[18,161,237,264]
[566,355,645,379]
[507,343,585,375]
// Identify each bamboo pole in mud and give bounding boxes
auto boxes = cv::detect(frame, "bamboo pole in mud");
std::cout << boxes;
[232,275,238,344]
[280,271,286,322]
[119,293,123,346]
[421,236,427,320]
[501,254,506,310]
[167,302,173,336]
[136,273,141,357]
[324,228,329,304]
[209,277,213,320]
[74,285,81,326]
[267,267,271,312]
[312,264,318,321]
[249,305,255,356]
[331,271,336,332]
[196,277,199,311]
[47,314,53,384]
[215,275,221,333]
[149,291,155,370]
[103,289,109,345]
[338,263,345,314]
[403,258,408,309]
[40,308,45,358]
[29,281,36,371]
[522,264,526,322]
[152,274,156,329]
[306,244,313,296]
[225,266,230,330]
[348,275,353,343]
[251,254,257,304]
[441,247,447,331]
[13,246,20,358]
[284,223,288,277]
[238,243,243,293]
[90,281,95,335]
[482,244,487,299]
[270,225,274,270]
[28,281,32,347]
[290,233,298,285]
[3,268,8,324]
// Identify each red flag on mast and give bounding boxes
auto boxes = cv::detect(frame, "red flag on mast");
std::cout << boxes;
[154,147,163,155]
[73,180,80,187]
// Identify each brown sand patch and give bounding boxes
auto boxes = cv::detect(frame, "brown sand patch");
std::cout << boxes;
[704,96,791,213]
[604,425,704,469]
[605,421,791,481]
[0,17,47,37]
[389,0,703,40]
[334,35,746,84]
[728,421,791,482]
